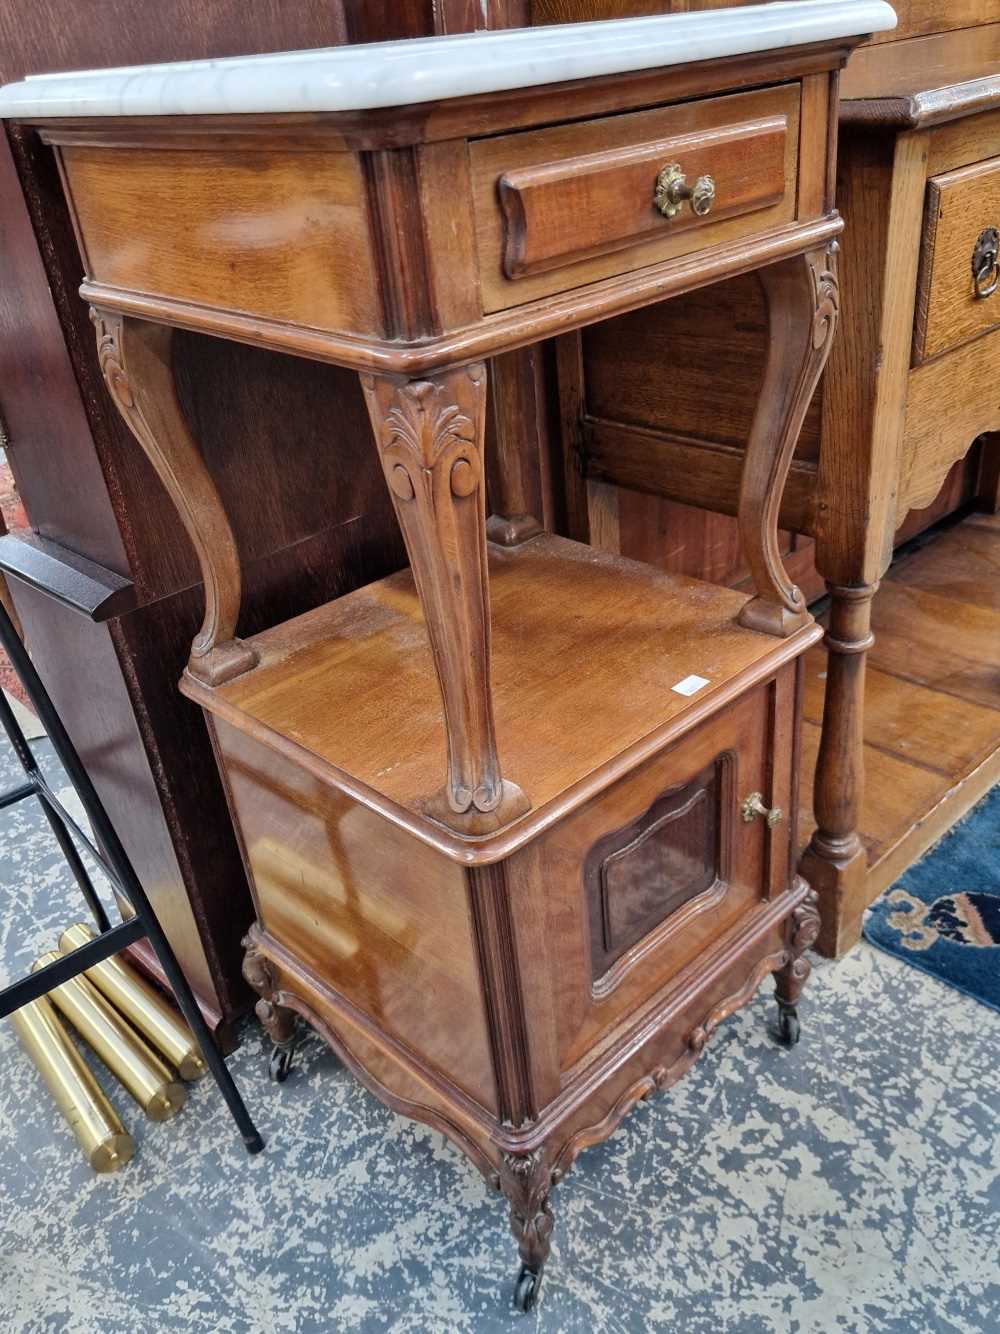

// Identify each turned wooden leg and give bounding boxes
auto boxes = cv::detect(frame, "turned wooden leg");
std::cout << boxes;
[738,244,839,637]
[800,582,877,957]
[361,365,529,834]
[91,309,256,686]
[242,937,298,1083]
[499,1148,555,1314]
[485,349,545,548]
[773,886,821,1048]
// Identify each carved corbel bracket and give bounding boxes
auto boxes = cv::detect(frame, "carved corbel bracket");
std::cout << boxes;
[738,244,839,637]
[92,309,257,686]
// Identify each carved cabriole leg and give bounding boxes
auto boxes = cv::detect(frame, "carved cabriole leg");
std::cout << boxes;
[773,886,821,1047]
[499,1147,555,1314]
[360,365,529,834]
[738,244,839,637]
[91,309,256,687]
[241,936,298,1082]
[800,581,877,957]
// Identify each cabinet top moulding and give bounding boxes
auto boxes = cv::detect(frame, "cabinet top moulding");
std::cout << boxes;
[0,2,895,120]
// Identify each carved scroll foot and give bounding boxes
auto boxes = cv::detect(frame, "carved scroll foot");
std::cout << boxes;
[361,365,530,833]
[242,938,298,1083]
[772,886,821,1048]
[737,244,839,638]
[423,778,529,836]
[92,309,257,686]
[499,1148,555,1314]
[800,581,877,957]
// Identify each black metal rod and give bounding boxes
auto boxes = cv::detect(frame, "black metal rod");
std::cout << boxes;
[36,794,113,934]
[0,917,144,1017]
[0,780,35,810]
[0,600,263,1153]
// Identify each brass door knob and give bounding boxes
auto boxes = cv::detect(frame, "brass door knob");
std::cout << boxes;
[741,791,783,828]
[654,162,716,220]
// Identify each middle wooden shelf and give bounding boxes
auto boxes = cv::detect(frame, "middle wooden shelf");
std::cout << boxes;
[184,533,822,860]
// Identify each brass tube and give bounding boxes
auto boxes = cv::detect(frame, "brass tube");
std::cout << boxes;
[8,994,135,1172]
[57,923,207,1081]
[33,952,185,1122]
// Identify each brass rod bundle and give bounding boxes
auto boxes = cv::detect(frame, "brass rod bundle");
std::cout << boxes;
[33,951,185,1121]
[58,923,207,1081]
[8,994,135,1172]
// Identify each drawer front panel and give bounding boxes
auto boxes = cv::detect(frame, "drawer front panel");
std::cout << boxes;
[471,84,801,313]
[914,155,1000,364]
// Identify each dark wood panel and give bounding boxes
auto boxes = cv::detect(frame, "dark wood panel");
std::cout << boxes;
[0,3,346,82]
[0,132,127,573]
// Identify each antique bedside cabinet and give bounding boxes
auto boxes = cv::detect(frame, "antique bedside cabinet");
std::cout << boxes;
[0,0,895,1310]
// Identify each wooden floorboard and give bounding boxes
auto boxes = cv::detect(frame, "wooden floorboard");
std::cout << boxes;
[799,508,1000,901]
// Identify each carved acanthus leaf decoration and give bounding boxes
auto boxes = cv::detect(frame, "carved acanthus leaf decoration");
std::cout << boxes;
[811,241,840,350]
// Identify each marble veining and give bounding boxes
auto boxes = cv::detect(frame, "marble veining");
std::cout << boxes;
[1,735,997,1332]
[0,1,896,120]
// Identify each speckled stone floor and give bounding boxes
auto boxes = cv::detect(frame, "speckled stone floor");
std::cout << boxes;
[0,735,998,1334]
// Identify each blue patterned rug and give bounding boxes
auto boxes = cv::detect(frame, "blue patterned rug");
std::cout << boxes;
[865,784,1000,1014]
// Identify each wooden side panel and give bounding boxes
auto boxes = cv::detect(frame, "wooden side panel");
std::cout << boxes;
[914,157,1000,363]
[471,85,800,312]
[58,144,379,335]
[213,718,498,1112]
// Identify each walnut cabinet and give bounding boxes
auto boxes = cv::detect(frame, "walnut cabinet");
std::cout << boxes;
[0,2,893,1310]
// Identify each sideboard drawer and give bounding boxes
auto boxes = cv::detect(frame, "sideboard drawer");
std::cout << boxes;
[470,83,800,313]
[914,156,1000,364]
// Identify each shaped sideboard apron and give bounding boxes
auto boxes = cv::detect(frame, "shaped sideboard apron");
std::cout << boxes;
[0,0,895,1314]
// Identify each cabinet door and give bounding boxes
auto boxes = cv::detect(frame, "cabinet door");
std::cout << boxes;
[513,662,799,1082]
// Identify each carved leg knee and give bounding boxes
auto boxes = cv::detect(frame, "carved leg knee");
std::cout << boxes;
[772,887,821,1048]
[499,1148,555,1314]
[243,938,298,1082]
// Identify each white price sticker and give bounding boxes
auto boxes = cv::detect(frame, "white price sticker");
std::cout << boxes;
[671,674,710,697]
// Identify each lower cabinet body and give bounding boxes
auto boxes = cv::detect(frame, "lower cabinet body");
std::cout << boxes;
[219,654,819,1305]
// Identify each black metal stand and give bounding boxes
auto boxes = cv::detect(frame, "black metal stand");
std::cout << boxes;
[0,599,263,1154]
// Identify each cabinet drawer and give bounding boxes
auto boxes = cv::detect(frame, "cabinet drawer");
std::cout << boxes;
[914,156,1000,364]
[470,84,800,313]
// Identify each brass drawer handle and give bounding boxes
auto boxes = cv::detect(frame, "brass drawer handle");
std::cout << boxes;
[741,791,783,828]
[654,162,716,220]
[972,226,999,300]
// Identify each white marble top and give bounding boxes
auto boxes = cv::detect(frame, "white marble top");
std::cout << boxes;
[0,1,895,120]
